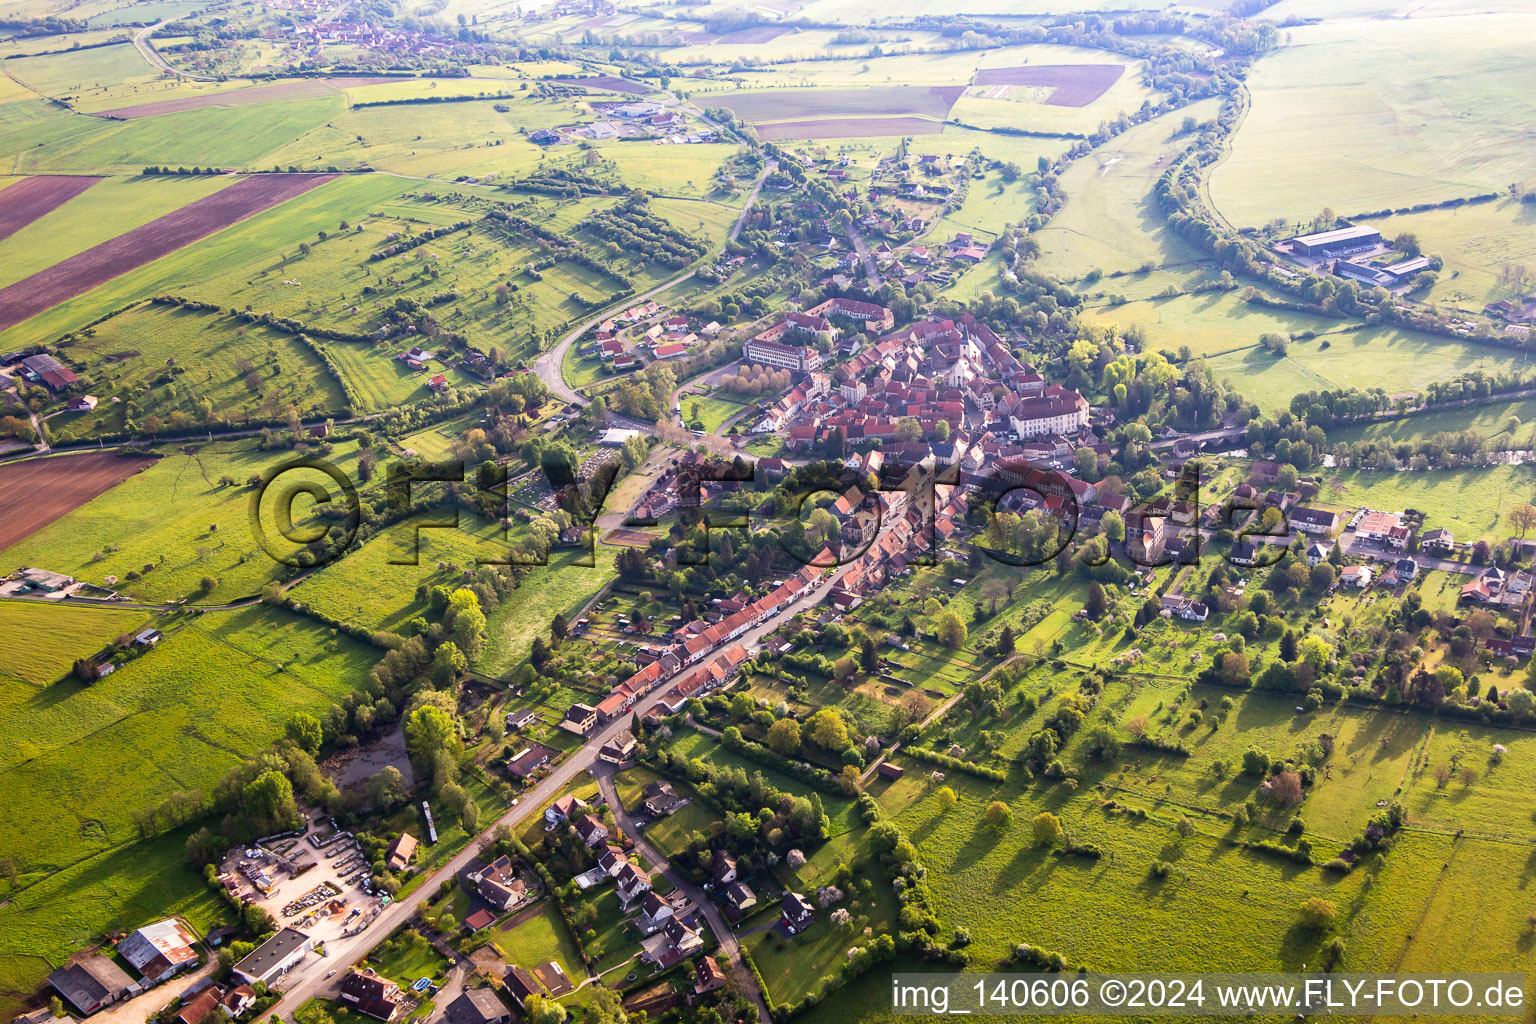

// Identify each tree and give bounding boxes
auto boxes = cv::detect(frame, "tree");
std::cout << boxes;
[767,717,802,755]
[1101,509,1124,544]
[285,712,323,754]
[405,704,461,784]
[1031,810,1063,847]
[445,589,486,658]
[1085,582,1107,620]
[1392,232,1422,259]
[1267,770,1304,805]
[1298,897,1338,931]
[997,624,1015,655]
[243,770,297,834]
[430,641,467,688]
[937,786,958,810]
[986,801,1014,829]
[1510,504,1536,538]
[935,609,967,649]
[807,708,849,751]
[367,766,409,810]
[524,996,566,1024]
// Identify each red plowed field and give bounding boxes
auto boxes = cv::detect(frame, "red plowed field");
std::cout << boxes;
[0,175,102,241]
[0,452,154,550]
[755,116,945,141]
[973,64,1126,106]
[0,173,337,335]
[97,77,394,118]
[551,76,650,95]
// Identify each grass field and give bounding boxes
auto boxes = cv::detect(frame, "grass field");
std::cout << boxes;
[49,302,348,440]
[0,825,229,1023]
[0,174,233,291]
[0,601,148,686]
[1079,291,1533,411]
[0,173,409,349]
[489,900,584,982]
[0,439,374,603]
[1351,198,1536,308]
[16,96,345,175]
[1328,396,1536,447]
[0,603,371,873]
[1319,464,1536,543]
[475,546,618,681]
[1035,98,1221,281]
[1210,13,1536,227]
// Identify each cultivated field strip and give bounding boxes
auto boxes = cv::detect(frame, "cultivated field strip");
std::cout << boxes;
[0,174,101,241]
[0,172,337,334]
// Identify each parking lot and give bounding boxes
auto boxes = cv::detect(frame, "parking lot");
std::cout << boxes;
[216,809,390,946]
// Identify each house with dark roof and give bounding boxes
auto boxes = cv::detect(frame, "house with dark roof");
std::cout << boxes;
[780,892,816,934]
[710,849,737,886]
[503,965,544,1008]
[507,744,556,779]
[641,780,686,817]
[723,881,757,917]
[616,862,652,903]
[442,988,512,1024]
[464,854,525,910]
[338,969,402,1021]
[574,813,610,847]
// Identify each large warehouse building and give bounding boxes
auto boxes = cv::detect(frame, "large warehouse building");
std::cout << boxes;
[1287,224,1381,258]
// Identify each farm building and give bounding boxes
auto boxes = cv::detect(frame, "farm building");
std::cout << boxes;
[19,353,79,391]
[877,761,905,781]
[1286,224,1381,258]
[14,567,73,593]
[118,918,199,985]
[48,956,136,1016]
[1333,256,1431,287]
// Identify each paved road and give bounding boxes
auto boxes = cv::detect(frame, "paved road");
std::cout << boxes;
[847,223,882,288]
[131,20,216,80]
[595,768,772,1023]
[531,160,774,407]
[264,547,857,1022]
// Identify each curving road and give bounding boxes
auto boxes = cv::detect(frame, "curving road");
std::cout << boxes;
[131,20,217,81]
[531,160,775,406]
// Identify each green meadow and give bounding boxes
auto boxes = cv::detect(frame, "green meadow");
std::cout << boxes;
[0,440,374,603]
[1210,13,1536,227]
[0,604,370,872]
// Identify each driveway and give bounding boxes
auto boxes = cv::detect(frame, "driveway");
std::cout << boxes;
[595,768,772,1023]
